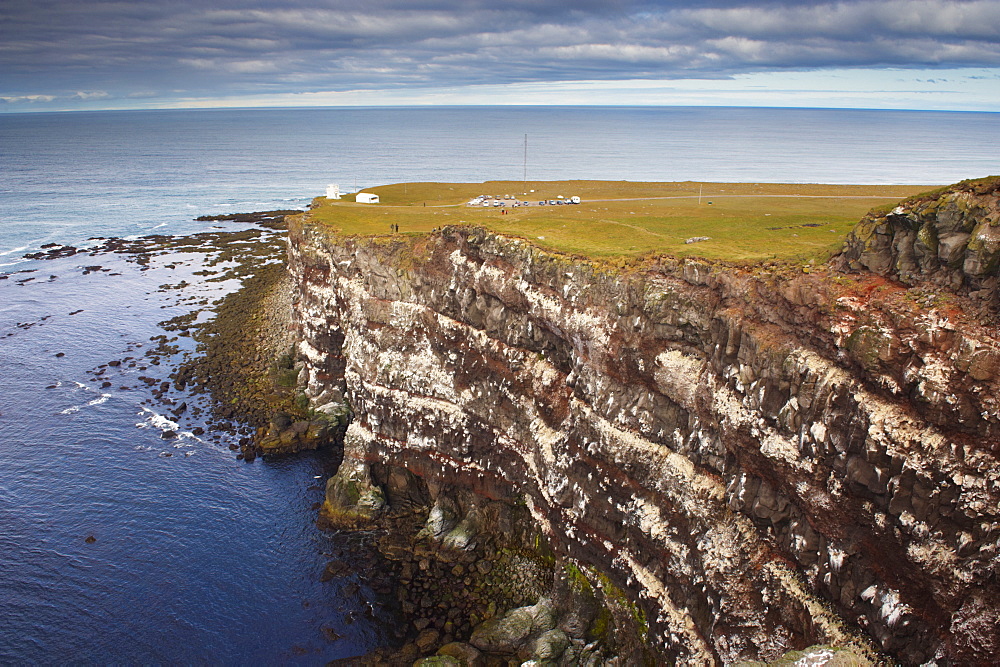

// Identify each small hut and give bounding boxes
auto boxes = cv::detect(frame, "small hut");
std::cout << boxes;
[356,193,380,204]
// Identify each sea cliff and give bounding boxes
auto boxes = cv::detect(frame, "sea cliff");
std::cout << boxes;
[287,180,999,664]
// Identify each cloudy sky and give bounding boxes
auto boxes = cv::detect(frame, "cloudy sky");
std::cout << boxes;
[2,0,999,112]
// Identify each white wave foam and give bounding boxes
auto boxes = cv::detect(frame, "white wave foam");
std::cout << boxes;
[0,244,30,258]
[59,393,112,414]
[135,407,179,432]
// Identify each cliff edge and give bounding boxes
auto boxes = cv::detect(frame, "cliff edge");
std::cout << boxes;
[289,181,999,664]
[840,176,1000,318]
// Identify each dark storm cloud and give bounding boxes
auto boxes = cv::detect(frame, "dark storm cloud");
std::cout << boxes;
[2,0,999,103]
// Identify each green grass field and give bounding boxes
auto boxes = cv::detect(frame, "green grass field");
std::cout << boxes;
[306,180,933,264]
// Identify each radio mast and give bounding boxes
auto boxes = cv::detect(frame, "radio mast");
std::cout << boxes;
[523,134,528,191]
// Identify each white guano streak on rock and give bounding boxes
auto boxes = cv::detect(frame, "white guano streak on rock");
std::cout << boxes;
[615,550,715,664]
[786,348,959,477]
[653,349,703,410]
[764,560,874,658]
[630,497,692,570]
[298,339,327,365]
[710,375,813,474]
[344,416,498,480]
[340,265,581,512]
[448,248,610,346]
[583,398,724,514]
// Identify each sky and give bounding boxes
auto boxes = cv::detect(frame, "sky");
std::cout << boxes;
[1,0,998,112]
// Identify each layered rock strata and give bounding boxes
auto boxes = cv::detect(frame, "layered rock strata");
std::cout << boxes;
[290,183,999,665]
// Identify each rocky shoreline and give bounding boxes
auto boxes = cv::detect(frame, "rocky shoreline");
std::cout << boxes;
[18,210,350,458]
[156,213,653,664]
[324,479,656,666]
[133,211,667,664]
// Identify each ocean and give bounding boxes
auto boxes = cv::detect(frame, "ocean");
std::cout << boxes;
[0,106,998,663]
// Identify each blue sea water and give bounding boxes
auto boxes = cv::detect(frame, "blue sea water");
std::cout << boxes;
[0,106,998,663]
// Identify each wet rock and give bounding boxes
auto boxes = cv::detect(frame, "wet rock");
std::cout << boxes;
[522,628,569,661]
[415,628,442,653]
[436,642,483,666]
[255,418,335,456]
[469,606,535,653]
[319,461,387,529]
[320,560,352,582]
[414,656,460,666]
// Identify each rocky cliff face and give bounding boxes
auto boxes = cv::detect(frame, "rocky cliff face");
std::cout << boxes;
[289,182,999,665]
[841,177,1000,317]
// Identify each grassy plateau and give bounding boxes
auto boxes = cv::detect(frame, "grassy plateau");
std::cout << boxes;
[306,180,934,264]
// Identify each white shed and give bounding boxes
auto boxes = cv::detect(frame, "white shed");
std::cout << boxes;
[356,193,380,204]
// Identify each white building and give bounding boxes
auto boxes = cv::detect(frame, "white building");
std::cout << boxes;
[356,193,380,204]
[326,184,341,200]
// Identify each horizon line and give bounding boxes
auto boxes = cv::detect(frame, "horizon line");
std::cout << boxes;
[3,102,999,116]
